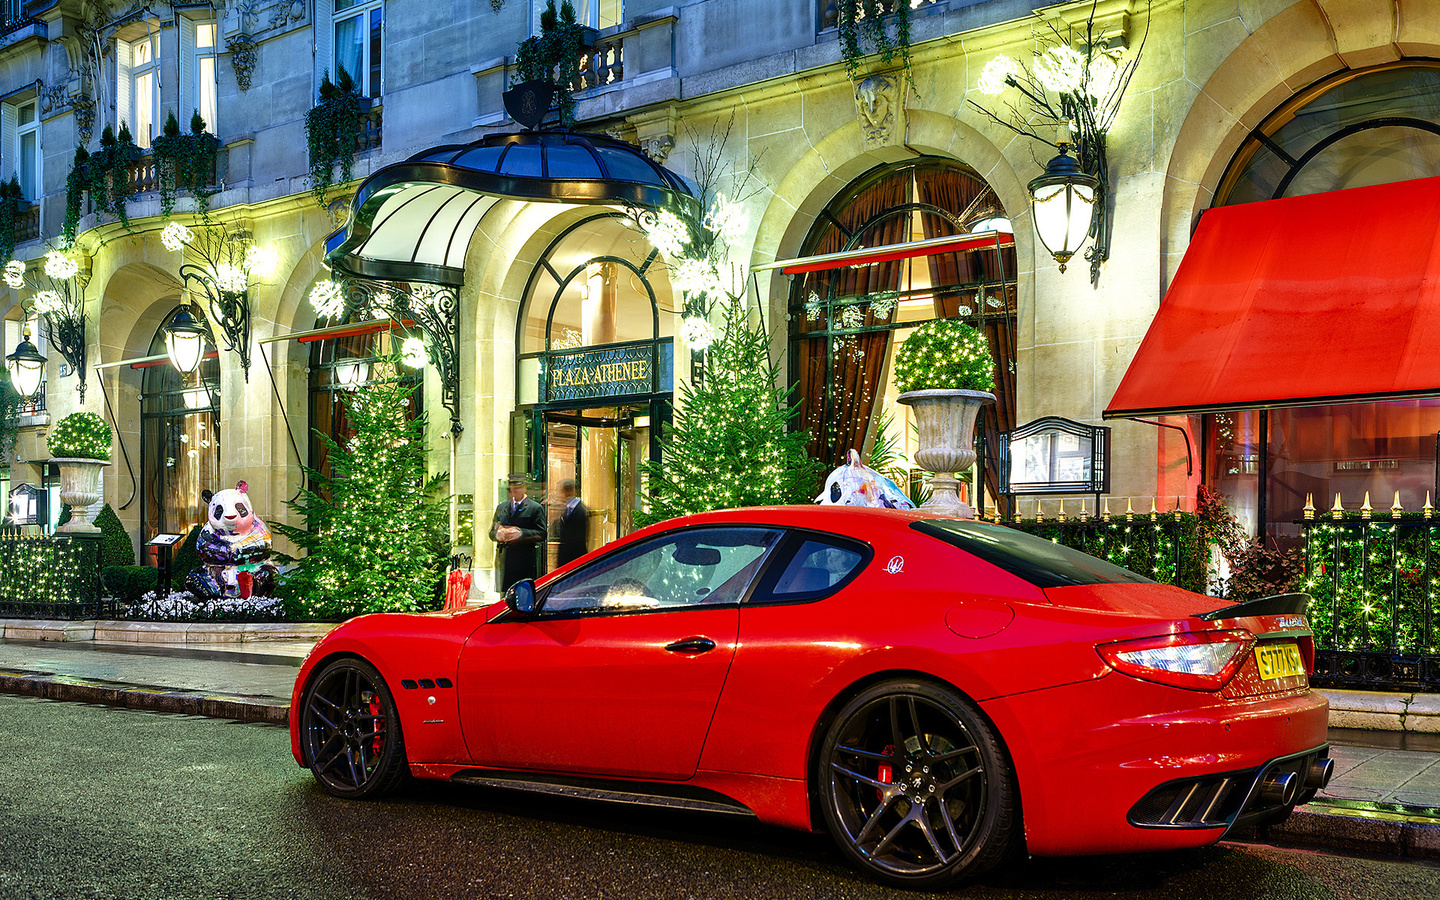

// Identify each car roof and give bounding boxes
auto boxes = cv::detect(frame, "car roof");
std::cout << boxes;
[641,505,951,537]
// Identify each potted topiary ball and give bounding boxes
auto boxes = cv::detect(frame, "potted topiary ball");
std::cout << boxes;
[47,411,113,534]
[894,320,996,518]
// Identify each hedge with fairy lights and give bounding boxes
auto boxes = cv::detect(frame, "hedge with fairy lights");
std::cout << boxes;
[1,537,96,605]
[894,319,996,393]
[1302,516,1438,657]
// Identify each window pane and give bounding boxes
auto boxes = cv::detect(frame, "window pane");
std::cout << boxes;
[914,519,1154,587]
[198,56,218,134]
[369,7,383,98]
[334,16,363,86]
[772,541,864,594]
[600,0,622,28]
[335,0,361,9]
[135,37,153,66]
[19,132,36,199]
[544,528,781,613]
[196,23,216,48]
[134,72,155,148]
[18,102,34,126]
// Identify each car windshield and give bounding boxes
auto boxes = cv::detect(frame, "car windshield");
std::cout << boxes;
[912,519,1154,588]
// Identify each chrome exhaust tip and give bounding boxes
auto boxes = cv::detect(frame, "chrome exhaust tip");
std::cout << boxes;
[1260,771,1299,805]
[1305,757,1335,790]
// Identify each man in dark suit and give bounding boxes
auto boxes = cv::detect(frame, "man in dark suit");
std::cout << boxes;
[555,478,589,567]
[490,474,546,592]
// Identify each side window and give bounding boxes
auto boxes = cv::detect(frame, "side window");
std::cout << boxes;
[765,538,867,600]
[542,527,782,615]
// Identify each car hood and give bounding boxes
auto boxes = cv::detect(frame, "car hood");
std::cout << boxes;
[1042,582,1227,620]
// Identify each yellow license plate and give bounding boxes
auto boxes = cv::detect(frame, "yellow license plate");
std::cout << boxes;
[1256,642,1306,680]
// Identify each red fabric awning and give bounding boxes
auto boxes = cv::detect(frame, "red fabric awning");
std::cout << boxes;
[1105,176,1440,419]
[769,231,1014,275]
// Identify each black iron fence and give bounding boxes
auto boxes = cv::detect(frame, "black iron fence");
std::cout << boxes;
[0,529,114,619]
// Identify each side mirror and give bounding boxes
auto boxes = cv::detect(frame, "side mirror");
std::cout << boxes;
[505,579,537,615]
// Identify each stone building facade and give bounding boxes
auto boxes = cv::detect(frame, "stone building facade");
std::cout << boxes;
[4,0,1439,590]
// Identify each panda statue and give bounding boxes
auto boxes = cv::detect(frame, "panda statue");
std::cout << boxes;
[184,480,277,599]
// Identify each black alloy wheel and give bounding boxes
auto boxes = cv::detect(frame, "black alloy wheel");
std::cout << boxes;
[300,657,409,799]
[818,680,1017,888]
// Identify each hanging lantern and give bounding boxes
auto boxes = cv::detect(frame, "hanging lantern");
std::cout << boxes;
[163,304,208,375]
[1028,144,1100,273]
[5,326,46,399]
[334,358,370,389]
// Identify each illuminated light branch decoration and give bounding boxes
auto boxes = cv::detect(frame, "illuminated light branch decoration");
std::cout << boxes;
[4,249,90,403]
[164,222,278,379]
[638,118,762,359]
[308,277,463,436]
[968,2,1148,285]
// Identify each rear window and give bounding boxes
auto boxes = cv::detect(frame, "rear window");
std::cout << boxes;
[772,540,865,595]
[912,519,1154,588]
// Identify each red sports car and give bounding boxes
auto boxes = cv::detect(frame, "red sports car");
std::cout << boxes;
[290,506,1331,889]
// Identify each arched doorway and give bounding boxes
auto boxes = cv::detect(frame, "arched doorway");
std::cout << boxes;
[513,212,676,568]
[141,307,220,540]
[787,158,1017,512]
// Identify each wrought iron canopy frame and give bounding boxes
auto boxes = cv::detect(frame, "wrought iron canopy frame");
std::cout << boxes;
[338,278,463,436]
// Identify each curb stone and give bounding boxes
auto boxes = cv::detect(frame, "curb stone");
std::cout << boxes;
[0,669,289,725]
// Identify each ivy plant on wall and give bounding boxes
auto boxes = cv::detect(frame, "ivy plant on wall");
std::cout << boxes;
[0,175,23,262]
[513,0,588,126]
[152,111,221,220]
[304,67,364,207]
[81,124,141,228]
[836,0,913,84]
[63,145,90,245]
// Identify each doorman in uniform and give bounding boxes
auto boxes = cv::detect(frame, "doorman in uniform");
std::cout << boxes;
[490,474,546,592]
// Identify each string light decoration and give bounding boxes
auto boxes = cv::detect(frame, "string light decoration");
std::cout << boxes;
[272,355,449,619]
[0,534,102,613]
[638,299,822,526]
[47,411,112,460]
[893,319,996,393]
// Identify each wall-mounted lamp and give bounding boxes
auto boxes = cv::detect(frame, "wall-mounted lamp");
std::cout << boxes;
[165,223,274,380]
[5,326,46,399]
[163,304,209,376]
[1027,144,1100,274]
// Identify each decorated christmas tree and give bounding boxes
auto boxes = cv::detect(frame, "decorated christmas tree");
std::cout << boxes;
[276,357,448,618]
[639,300,821,525]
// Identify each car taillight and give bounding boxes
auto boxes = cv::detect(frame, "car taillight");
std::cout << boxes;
[1097,629,1256,691]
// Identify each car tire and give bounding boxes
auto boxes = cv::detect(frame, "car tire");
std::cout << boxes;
[298,656,409,799]
[817,679,1017,889]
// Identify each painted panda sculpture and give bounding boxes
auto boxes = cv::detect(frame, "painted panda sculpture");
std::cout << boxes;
[184,481,277,599]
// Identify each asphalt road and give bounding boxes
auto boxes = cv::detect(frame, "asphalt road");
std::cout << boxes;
[2,694,1439,900]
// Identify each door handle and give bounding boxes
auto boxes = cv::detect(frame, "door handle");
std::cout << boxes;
[664,637,717,654]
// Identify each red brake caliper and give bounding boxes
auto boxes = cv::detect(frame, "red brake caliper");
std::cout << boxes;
[368,694,383,756]
[877,744,894,799]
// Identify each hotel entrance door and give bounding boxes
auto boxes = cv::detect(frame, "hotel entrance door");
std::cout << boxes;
[537,402,661,572]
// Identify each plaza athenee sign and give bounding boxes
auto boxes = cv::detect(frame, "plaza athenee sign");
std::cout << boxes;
[546,343,665,403]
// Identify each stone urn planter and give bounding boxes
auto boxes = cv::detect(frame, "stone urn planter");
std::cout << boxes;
[51,457,109,534]
[897,389,996,519]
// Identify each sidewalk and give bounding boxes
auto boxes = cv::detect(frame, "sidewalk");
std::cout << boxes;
[1,618,1438,860]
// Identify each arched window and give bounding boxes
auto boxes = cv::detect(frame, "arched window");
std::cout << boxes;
[1217,62,1440,206]
[788,158,1017,510]
[141,307,220,540]
[307,315,421,485]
